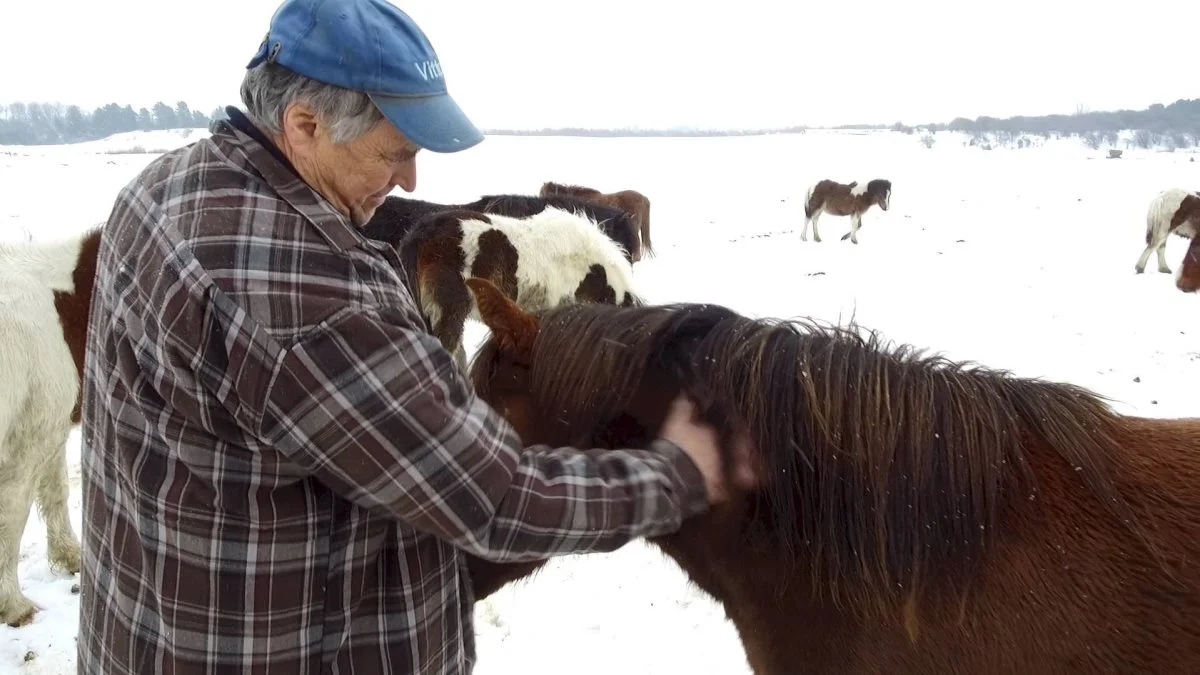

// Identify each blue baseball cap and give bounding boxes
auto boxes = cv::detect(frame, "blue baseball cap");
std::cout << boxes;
[247,0,484,153]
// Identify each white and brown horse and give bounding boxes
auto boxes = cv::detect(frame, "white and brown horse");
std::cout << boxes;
[0,225,99,626]
[802,178,892,244]
[395,207,641,368]
[539,181,653,260]
[1134,188,1200,278]
[363,192,644,265]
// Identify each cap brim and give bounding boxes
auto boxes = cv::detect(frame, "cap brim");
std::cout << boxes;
[370,92,484,153]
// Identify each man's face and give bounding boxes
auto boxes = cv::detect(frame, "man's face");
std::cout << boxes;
[283,102,421,226]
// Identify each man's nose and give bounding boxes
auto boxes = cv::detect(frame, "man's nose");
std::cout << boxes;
[393,160,417,192]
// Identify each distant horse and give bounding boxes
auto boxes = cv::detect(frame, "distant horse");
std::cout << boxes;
[539,181,653,260]
[396,208,640,368]
[462,277,1200,674]
[802,178,891,244]
[363,192,643,264]
[0,226,99,626]
[1176,234,1200,293]
[1134,187,1200,275]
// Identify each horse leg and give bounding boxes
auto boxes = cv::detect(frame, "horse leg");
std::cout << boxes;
[0,474,37,627]
[803,210,823,243]
[1134,242,1156,273]
[423,268,472,369]
[1156,240,1172,274]
[35,436,80,576]
[845,213,862,244]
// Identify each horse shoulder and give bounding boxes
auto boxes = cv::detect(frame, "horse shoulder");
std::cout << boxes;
[1175,194,1200,238]
[0,269,79,435]
[1147,189,1190,234]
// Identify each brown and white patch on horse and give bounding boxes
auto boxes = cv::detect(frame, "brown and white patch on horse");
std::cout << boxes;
[801,178,892,244]
[53,226,103,424]
[540,181,653,260]
[1135,188,1200,274]
[1175,234,1200,293]
[399,207,641,367]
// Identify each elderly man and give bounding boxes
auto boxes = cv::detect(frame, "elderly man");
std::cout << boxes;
[77,0,752,673]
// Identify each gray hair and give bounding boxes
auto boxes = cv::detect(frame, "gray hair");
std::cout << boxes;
[239,62,385,144]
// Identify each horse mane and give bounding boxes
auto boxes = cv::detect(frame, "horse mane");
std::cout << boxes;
[540,181,602,198]
[472,302,1149,615]
[866,178,892,198]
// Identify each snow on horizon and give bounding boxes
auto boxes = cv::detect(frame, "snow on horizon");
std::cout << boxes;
[1,126,1197,674]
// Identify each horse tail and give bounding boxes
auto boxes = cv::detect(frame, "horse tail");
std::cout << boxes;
[803,182,818,218]
[1146,199,1160,245]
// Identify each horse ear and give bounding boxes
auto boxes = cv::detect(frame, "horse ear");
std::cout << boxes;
[464,277,538,357]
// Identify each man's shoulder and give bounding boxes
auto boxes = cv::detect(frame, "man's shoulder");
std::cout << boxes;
[105,132,421,344]
[118,132,276,218]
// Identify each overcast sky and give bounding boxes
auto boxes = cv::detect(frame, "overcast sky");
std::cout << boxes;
[3,0,1197,129]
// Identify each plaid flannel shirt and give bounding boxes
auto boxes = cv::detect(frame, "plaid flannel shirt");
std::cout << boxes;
[77,116,709,674]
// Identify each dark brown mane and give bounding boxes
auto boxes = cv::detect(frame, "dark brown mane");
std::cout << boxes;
[539,181,602,198]
[469,301,1151,613]
[1178,234,1200,292]
[865,178,892,199]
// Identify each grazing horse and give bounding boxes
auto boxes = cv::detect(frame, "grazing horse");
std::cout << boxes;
[397,208,640,368]
[0,226,99,626]
[1134,187,1200,275]
[363,192,643,264]
[462,277,1200,674]
[802,178,891,244]
[1177,234,1200,293]
[539,181,653,260]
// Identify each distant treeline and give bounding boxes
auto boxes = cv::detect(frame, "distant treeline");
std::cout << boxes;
[0,101,228,145]
[851,98,1200,137]
[3,96,1200,146]
[482,126,808,137]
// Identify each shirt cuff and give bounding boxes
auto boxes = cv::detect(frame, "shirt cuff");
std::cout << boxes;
[647,438,711,519]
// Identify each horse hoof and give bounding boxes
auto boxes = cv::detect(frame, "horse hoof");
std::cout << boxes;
[50,550,82,576]
[2,601,37,628]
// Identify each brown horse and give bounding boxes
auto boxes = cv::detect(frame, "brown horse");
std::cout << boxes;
[1134,187,1200,275]
[802,178,891,244]
[539,181,653,260]
[462,277,1200,674]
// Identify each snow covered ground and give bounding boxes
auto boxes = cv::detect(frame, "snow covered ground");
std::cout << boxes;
[1,126,1198,673]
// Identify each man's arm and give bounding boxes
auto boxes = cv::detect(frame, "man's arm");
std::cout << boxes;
[254,301,710,562]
